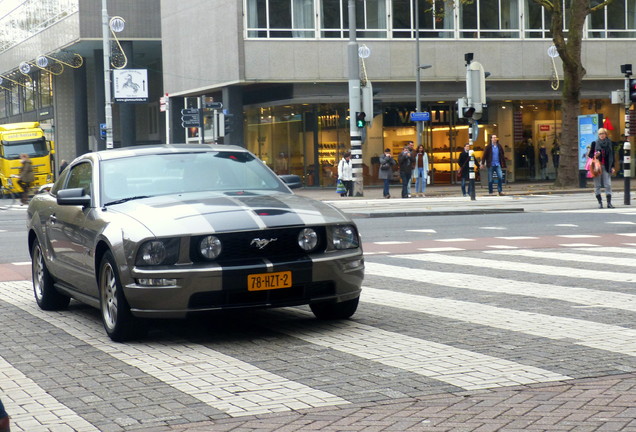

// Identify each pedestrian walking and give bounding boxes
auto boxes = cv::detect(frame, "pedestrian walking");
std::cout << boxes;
[412,145,429,197]
[59,159,69,174]
[588,127,615,208]
[398,144,414,199]
[458,143,478,197]
[17,153,34,205]
[481,134,506,196]
[337,151,354,197]
[378,148,396,198]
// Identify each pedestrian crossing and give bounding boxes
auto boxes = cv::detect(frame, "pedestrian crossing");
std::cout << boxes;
[1,244,636,431]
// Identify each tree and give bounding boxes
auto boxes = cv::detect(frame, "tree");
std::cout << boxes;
[532,0,614,187]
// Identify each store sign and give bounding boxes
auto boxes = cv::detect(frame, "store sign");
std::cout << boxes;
[113,69,148,103]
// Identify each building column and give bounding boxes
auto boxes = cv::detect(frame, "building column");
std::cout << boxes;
[119,41,136,147]
[93,49,106,151]
[222,86,244,146]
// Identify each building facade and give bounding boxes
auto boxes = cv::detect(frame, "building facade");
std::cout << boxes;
[0,0,634,186]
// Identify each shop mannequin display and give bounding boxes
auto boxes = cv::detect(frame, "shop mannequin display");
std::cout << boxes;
[526,139,535,179]
[539,144,548,180]
[551,141,560,170]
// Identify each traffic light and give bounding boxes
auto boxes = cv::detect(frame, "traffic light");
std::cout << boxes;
[356,112,366,128]
[224,113,235,134]
[99,123,107,139]
[466,61,487,120]
[630,78,636,102]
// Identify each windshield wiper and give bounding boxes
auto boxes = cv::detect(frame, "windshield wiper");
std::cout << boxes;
[103,195,151,206]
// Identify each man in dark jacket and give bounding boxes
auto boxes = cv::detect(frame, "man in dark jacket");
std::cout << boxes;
[480,135,506,195]
[398,145,414,198]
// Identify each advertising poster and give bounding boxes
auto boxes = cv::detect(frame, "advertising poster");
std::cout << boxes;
[113,69,148,102]
[577,114,602,170]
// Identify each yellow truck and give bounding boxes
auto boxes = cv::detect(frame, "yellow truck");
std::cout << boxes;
[0,122,53,195]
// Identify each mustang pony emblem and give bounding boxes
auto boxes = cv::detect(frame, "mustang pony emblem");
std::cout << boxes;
[250,238,278,249]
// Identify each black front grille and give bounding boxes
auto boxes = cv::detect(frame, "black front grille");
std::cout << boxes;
[190,227,326,262]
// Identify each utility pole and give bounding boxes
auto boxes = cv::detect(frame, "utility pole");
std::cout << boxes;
[348,0,363,196]
[102,0,113,149]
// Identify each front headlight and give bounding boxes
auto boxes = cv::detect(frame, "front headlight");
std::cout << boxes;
[199,235,222,260]
[298,228,318,251]
[136,238,180,266]
[331,225,359,250]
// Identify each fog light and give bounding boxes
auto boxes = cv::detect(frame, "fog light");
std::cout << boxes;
[136,278,177,287]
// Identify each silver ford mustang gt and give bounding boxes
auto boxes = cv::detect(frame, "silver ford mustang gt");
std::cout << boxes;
[27,144,364,341]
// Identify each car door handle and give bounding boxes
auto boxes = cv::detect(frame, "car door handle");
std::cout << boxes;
[49,214,57,224]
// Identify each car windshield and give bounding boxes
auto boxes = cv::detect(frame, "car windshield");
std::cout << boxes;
[100,150,288,204]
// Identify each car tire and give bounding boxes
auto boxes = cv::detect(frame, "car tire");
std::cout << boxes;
[310,296,359,320]
[32,239,70,310]
[99,250,146,342]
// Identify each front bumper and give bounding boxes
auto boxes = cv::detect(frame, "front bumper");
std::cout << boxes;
[124,250,364,318]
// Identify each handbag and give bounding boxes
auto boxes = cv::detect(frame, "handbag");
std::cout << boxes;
[589,158,602,178]
[336,179,346,194]
[456,169,462,181]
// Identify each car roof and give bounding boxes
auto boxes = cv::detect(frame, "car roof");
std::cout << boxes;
[82,144,249,162]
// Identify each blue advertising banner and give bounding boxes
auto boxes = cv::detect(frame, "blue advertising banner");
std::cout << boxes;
[577,114,602,170]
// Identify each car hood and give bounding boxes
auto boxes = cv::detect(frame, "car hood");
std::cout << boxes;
[108,192,352,236]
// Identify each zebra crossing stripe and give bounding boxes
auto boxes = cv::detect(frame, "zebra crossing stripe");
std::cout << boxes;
[360,287,636,357]
[275,310,571,391]
[484,249,636,267]
[364,261,636,312]
[399,253,636,283]
[0,356,98,432]
[576,246,636,255]
[0,281,348,418]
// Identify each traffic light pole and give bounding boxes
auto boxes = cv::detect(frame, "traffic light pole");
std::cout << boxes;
[348,0,363,196]
[624,69,632,205]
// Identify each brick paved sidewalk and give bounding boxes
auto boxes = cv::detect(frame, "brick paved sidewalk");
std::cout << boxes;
[149,374,636,431]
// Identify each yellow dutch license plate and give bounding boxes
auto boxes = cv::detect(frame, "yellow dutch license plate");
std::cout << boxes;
[247,271,292,291]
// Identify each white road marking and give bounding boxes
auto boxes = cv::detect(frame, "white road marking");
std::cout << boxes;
[618,233,636,237]
[0,281,348,418]
[555,224,578,227]
[607,221,636,225]
[485,249,636,267]
[361,287,636,358]
[406,229,437,233]
[398,253,636,283]
[479,227,507,230]
[559,243,598,247]
[494,236,538,240]
[373,241,411,245]
[276,310,570,391]
[0,356,98,432]
[486,245,519,249]
[417,247,464,252]
[364,260,636,312]
[434,238,475,242]
[556,234,600,239]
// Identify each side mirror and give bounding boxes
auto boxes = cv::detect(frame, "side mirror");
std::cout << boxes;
[279,174,302,189]
[57,188,91,207]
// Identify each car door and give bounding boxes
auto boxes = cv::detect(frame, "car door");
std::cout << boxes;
[46,161,98,294]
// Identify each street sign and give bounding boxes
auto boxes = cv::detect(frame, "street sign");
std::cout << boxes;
[181,114,199,123]
[181,119,201,128]
[181,108,199,115]
[204,101,223,109]
[410,111,430,122]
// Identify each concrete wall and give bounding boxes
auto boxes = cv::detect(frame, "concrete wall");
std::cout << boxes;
[161,0,243,94]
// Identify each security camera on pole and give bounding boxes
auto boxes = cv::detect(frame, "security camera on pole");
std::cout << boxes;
[457,53,488,201]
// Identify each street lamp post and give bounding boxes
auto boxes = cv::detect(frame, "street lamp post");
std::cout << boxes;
[102,0,113,149]
[415,0,431,150]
